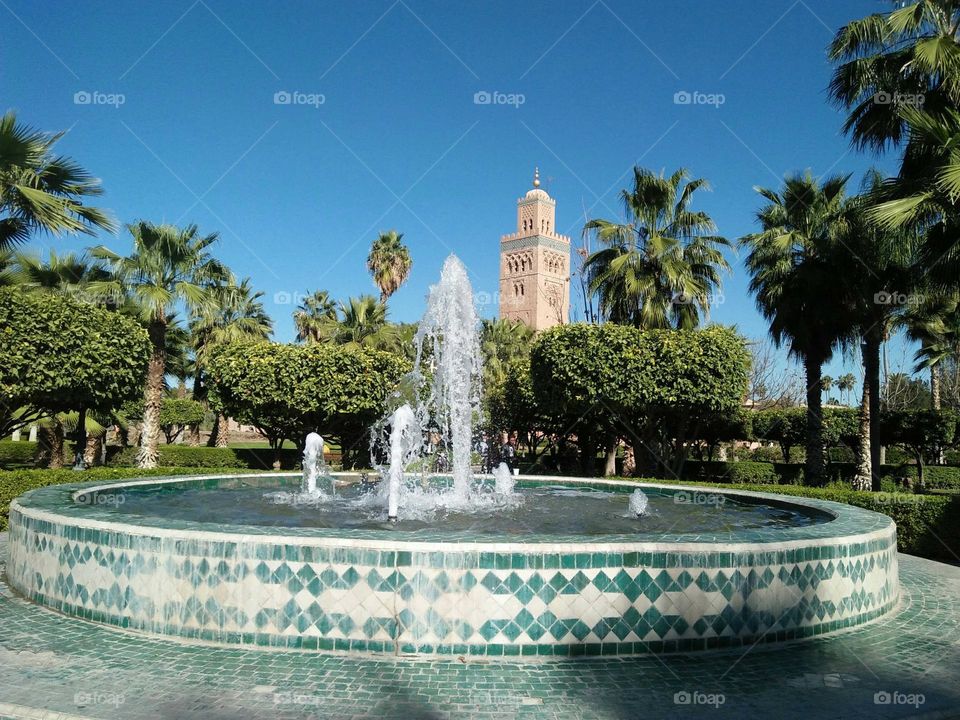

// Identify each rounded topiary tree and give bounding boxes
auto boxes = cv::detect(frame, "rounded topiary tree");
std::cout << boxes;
[158,398,206,444]
[0,287,150,466]
[207,341,409,469]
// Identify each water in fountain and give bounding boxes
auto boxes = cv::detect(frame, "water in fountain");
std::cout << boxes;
[302,432,326,495]
[628,488,649,517]
[494,462,515,495]
[385,404,421,521]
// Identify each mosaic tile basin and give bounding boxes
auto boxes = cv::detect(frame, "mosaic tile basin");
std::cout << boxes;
[6,473,899,658]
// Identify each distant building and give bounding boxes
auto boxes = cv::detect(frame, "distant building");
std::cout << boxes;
[498,168,571,330]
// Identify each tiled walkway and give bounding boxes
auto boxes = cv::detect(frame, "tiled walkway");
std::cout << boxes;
[0,535,958,719]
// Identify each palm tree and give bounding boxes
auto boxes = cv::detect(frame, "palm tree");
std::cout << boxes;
[829,0,960,152]
[837,373,857,405]
[192,278,273,447]
[821,376,835,403]
[0,112,115,250]
[88,222,231,468]
[294,290,337,343]
[367,230,412,303]
[906,295,960,410]
[326,295,398,351]
[740,172,853,485]
[11,249,111,301]
[583,166,730,329]
[480,318,535,390]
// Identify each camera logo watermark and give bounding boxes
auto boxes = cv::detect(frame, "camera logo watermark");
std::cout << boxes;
[75,492,125,507]
[474,90,525,108]
[672,291,725,306]
[673,690,725,707]
[274,91,325,108]
[674,491,725,507]
[74,691,125,708]
[74,91,125,108]
[873,92,925,107]
[874,691,925,708]
[674,90,725,108]
[874,290,923,306]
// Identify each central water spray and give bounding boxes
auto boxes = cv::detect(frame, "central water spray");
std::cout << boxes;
[413,255,484,500]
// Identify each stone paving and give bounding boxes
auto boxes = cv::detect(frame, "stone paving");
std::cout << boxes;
[0,534,958,719]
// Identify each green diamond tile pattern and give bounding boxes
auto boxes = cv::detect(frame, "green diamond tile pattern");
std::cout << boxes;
[1,535,959,719]
[6,489,900,655]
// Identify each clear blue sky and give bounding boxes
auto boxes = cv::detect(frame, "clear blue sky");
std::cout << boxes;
[1,0,909,387]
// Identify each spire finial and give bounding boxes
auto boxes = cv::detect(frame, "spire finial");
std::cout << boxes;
[533,167,540,188]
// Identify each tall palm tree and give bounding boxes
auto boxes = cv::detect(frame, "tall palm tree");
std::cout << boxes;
[829,173,920,490]
[740,172,853,485]
[583,166,730,329]
[829,0,960,152]
[11,249,111,300]
[837,373,857,405]
[294,290,337,343]
[0,111,115,249]
[367,230,412,303]
[88,222,231,468]
[192,278,273,447]
[906,295,960,410]
[821,376,835,403]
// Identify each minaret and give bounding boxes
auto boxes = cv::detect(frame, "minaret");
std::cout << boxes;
[499,168,571,330]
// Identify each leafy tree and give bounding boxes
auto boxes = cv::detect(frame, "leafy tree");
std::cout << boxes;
[529,324,749,476]
[367,230,412,303]
[158,398,205,444]
[89,222,231,468]
[740,172,853,485]
[880,408,958,487]
[0,111,115,250]
[582,166,730,329]
[191,278,272,447]
[829,0,960,152]
[752,408,808,463]
[207,341,408,468]
[0,287,149,463]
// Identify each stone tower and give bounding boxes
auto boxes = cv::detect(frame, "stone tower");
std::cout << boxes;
[499,169,571,330]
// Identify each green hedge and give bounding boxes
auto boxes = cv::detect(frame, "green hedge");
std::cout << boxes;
[680,460,779,484]
[0,467,251,531]
[106,445,304,470]
[629,477,960,562]
[0,441,37,469]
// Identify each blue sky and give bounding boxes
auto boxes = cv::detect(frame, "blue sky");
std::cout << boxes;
[1,0,911,389]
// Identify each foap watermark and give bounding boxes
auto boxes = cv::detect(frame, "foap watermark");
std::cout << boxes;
[874,690,925,708]
[873,91,925,107]
[674,490,725,507]
[672,291,725,306]
[74,691,125,708]
[673,690,725,708]
[74,90,125,108]
[874,290,923,307]
[475,290,500,308]
[274,691,323,706]
[273,290,313,306]
[75,492,125,507]
[274,90,325,108]
[474,90,525,108]
[673,90,725,108]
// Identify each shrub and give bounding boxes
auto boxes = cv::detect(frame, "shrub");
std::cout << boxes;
[626,477,960,562]
[107,445,304,470]
[0,467,250,531]
[157,399,206,443]
[0,440,37,469]
[680,460,778,484]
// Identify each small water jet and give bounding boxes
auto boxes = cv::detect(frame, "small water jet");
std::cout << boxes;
[385,404,421,521]
[629,488,648,517]
[494,462,515,496]
[302,432,325,495]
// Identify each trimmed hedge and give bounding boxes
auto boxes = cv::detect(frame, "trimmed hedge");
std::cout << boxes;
[681,459,960,489]
[628,477,960,562]
[0,441,37,469]
[106,445,305,470]
[680,460,779,484]
[0,467,251,531]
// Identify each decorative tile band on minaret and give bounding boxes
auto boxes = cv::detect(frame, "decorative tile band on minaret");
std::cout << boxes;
[498,168,571,330]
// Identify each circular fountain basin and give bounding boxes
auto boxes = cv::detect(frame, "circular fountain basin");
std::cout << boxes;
[7,474,899,657]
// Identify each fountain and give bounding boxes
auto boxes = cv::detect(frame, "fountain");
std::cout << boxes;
[5,254,900,658]
[301,431,325,495]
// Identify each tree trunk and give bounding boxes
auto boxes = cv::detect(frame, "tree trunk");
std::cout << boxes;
[931,365,942,411]
[854,348,872,491]
[622,444,636,477]
[803,354,826,486]
[84,432,103,467]
[215,413,230,448]
[138,318,166,469]
[187,424,201,446]
[864,329,883,491]
[579,431,597,476]
[72,407,87,469]
[603,437,618,477]
[39,420,65,469]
